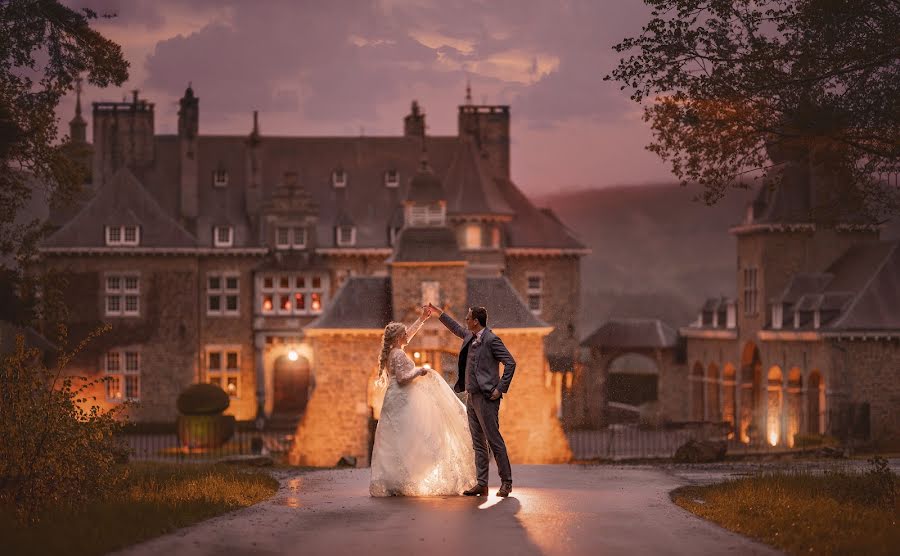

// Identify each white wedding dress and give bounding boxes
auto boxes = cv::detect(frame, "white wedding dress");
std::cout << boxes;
[370,317,476,497]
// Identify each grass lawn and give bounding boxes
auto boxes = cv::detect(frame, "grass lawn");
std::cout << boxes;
[672,466,899,555]
[0,462,280,556]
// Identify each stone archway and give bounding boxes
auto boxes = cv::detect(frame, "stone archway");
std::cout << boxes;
[722,364,737,439]
[606,353,659,424]
[740,342,762,444]
[691,362,705,421]
[273,353,311,415]
[766,366,784,446]
[706,363,720,422]
[787,367,803,447]
[808,370,826,434]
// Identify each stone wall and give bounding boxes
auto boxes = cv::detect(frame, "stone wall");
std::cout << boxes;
[840,339,900,448]
[389,263,468,322]
[494,331,571,463]
[505,255,581,365]
[290,331,383,467]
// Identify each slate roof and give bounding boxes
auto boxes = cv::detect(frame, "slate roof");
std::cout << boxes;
[307,276,547,331]
[45,106,585,252]
[0,320,56,356]
[466,277,549,329]
[43,168,197,249]
[406,159,446,204]
[306,276,393,329]
[581,319,679,349]
[769,241,900,331]
[389,227,464,263]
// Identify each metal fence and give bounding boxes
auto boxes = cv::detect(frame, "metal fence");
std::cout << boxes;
[566,423,795,461]
[117,422,295,463]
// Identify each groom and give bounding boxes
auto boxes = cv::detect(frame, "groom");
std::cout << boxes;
[427,303,515,497]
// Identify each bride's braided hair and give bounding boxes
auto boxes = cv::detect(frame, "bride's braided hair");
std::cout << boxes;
[376,322,406,387]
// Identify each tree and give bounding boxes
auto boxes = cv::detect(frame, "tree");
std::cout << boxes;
[608,0,900,221]
[0,0,128,318]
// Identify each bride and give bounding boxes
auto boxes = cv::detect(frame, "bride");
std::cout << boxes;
[369,307,476,496]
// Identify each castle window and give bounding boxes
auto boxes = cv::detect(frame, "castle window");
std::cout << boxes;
[293,227,307,248]
[421,281,440,306]
[336,225,356,246]
[275,226,307,249]
[213,169,229,187]
[491,226,501,248]
[527,273,543,314]
[214,226,234,247]
[207,273,240,316]
[388,226,400,246]
[206,347,240,397]
[105,225,140,246]
[408,204,445,227]
[332,169,347,188]
[105,349,140,401]
[105,273,140,317]
[742,267,758,316]
[385,170,400,188]
[259,273,327,315]
[462,223,482,249]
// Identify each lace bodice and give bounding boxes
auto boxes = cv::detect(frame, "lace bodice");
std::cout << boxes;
[388,316,426,385]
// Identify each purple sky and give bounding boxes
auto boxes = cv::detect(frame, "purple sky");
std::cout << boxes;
[58,0,675,195]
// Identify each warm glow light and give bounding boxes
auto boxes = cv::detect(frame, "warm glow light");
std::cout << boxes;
[478,494,504,510]
[423,363,431,369]
[288,350,299,362]
[768,432,778,446]
[413,352,421,359]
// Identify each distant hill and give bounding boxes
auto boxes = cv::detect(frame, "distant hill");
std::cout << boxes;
[539,183,900,337]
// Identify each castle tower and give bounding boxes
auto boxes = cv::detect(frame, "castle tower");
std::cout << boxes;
[388,149,467,323]
[92,90,155,187]
[178,84,199,224]
[457,85,510,180]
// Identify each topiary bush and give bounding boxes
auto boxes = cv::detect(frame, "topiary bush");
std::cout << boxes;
[176,383,234,450]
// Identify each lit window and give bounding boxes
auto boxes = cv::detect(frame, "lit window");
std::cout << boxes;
[491,226,501,248]
[213,169,228,187]
[336,226,356,246]
[385,170,400,188]
[105,273,140,317]
[463,223,482,249]
[206,347,240,397]
[207,273,239,316]
[527,273,543,315]
[105,349,140,401]
[259,274,326,315]
[332,169,347,188]
[105,225,140,246]
[213,226,233,247]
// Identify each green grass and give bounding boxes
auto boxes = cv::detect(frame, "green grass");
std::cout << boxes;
[672,469,899,555]
[0,462,280,556]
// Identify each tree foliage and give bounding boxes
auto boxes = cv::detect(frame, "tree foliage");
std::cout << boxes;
[608,0,900,220]
[0,0,128,282]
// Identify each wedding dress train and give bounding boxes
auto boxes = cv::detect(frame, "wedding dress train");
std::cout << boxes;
[370,320,476,496]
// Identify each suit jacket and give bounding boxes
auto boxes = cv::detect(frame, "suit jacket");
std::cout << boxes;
[439,313,516,397]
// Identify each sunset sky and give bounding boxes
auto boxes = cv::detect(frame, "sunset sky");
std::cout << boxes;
[58,0,675,195]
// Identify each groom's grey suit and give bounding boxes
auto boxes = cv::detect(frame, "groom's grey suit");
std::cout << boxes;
[439,312,515,487]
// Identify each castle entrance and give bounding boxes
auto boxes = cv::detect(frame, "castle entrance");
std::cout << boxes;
[273,353,311,414]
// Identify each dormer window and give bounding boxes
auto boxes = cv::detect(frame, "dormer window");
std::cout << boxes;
[332,169,347,188]
[385,170,400,188]
[214,226,234,247]
[772,304,783,329]
[105,225,140,246]
[276,226,307,249]
[336,225,356,246]
[213,169,229,187]
[407,204,446,227]
[462,222,482,249]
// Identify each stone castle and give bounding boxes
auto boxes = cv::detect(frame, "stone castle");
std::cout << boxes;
[39,86,587,465]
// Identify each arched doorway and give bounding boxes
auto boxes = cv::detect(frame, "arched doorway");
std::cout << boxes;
[766,366,783,446]
[787,367,802,447]
[740,342,762,444]
[706,363,720,422]
[606,353,659,423]
[273,354,311,414]
[691,362,705,421]
[808,371,826,434]
[722,364,737,439]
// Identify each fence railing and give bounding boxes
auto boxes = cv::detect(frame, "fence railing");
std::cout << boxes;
[566,422,800,461]
[117,422,295,463]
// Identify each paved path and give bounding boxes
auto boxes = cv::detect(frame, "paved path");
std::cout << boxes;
[115,464,783,556]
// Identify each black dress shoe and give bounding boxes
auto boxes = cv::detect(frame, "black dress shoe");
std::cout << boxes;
[463,484,488,496]
[497,481,512,497]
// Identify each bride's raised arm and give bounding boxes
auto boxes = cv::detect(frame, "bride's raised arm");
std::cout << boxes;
[404,306,431,344]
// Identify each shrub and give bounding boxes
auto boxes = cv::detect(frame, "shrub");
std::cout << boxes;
[176,383,230,415]
[0,325,128,523]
